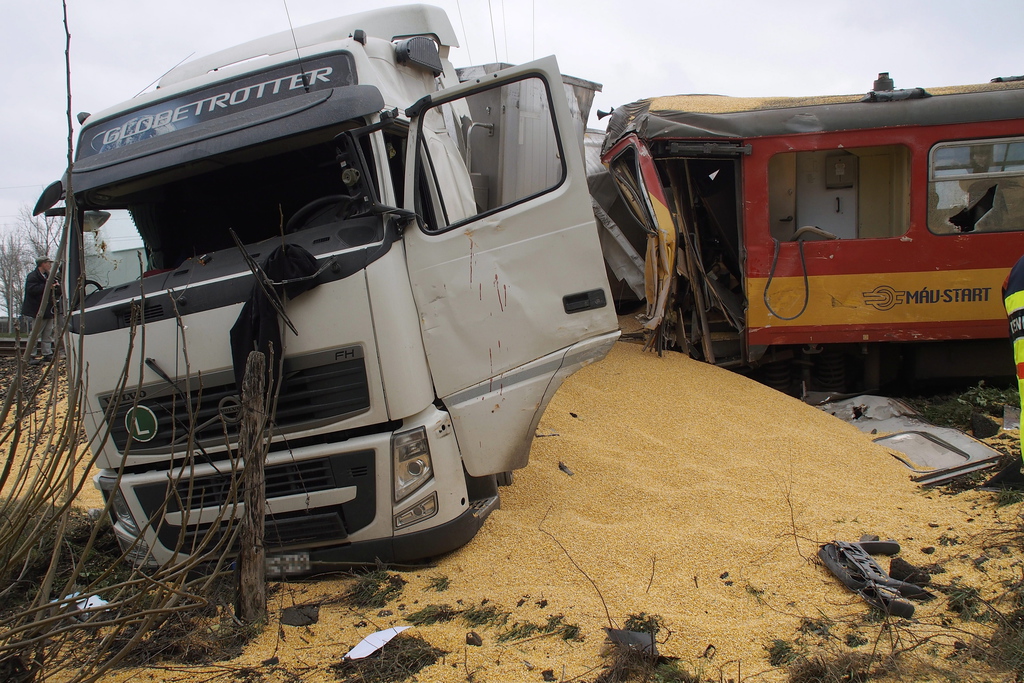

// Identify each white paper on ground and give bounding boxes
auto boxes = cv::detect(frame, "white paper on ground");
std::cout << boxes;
[344,626,411,660]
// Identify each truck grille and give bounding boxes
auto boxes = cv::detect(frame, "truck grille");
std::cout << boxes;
[102,351,370,454]
[169,507,351,554]
[135,451,376,551]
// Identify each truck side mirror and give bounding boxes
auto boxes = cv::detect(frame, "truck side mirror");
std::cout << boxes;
[34,179,65,216]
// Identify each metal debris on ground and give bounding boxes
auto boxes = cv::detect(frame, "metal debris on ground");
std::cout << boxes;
[1004,405,1021,431]
[817,540,933,618]
[818,395,1004,485]
[605,628,658,656]
[280,605,319,626]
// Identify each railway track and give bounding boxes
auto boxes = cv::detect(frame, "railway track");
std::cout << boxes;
[0,338,28,357]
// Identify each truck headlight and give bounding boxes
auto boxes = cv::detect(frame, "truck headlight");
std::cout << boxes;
[99,477,141,536]
[111,490,142,536]
[113,526,156,567]
[395,492,438,529]
[392,426,433,502]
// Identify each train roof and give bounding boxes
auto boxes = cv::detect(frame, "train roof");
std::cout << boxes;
[604,78,1024,153]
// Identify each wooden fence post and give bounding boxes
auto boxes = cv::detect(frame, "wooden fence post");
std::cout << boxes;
[237,350,267,624]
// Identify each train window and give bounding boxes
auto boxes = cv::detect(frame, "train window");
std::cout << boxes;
[768,145,910,240]
[928,137,1024,234]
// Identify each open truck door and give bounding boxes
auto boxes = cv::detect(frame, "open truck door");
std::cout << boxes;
[404,56,618,476]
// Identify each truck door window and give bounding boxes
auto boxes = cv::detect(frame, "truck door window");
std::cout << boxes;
[81,208,147,289]
[928,136,1024,234]
[415,75,565,233]
[768,145,910,240]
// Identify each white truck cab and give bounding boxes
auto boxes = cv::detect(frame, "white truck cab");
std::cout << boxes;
[40,4,618,573]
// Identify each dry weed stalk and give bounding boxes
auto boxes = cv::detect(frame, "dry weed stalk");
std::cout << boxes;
[0,6,258,679]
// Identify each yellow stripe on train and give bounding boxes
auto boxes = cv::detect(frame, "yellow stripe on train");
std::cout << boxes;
[748,268,1009,328]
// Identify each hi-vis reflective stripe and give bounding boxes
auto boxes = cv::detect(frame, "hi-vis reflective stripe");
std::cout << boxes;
[748,268,1008,328]
[1008,309,1024,343]
[1005,290,1024,316]
[1006,288,1024,379]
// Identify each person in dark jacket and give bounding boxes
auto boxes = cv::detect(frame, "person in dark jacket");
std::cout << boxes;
[21,256,59,363]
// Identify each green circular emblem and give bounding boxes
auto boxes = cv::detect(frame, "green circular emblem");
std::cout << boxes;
[125,406,158,443]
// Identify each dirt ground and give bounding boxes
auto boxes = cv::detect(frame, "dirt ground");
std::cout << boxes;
[79,338,1024,683]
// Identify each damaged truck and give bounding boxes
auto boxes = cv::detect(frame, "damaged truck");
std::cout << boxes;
[36,4,618,574]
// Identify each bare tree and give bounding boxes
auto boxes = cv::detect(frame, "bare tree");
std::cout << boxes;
[17,207,62,261]
[0,228,30,331]
[0,5,254,680]
[0,205,60,332]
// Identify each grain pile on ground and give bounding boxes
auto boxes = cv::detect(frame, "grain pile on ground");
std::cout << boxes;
[0,357,103,510]
[96,339,1024,683]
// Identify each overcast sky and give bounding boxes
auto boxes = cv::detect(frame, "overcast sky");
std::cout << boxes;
[2,0,1022,232]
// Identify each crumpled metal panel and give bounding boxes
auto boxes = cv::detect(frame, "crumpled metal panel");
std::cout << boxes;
[819,395,1003,486]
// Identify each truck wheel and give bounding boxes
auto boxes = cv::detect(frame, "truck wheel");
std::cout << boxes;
[496,471,514,487]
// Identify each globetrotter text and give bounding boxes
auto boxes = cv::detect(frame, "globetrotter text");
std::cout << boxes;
[91,67,335,149]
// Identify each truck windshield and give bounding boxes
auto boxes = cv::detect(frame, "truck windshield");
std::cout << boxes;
[76,126,378,288]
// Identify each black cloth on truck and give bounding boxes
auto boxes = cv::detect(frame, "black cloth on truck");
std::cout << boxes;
[229,243,320,393]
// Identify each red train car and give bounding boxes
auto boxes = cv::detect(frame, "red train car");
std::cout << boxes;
[600,75,1024,394]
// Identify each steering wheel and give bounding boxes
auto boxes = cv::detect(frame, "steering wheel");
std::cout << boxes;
[286,194,353,233]
[85,279,104,292]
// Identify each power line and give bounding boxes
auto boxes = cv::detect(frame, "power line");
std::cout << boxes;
[487,0,498,63]
[501,0,508,63]
[455,0,473,64]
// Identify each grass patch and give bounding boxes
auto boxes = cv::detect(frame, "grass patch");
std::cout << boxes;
[989,607,1024,674]
[343,567,407,609]
[496,614,582,643]
[548,614,582,641]
[946,582,986,622]
[767,639,798,667]
[425,574,450,592]
[997,488,1024,507]
[596,625,696,683]
[0,506,133,618]
[787,651,875,683]
[462,603,510,628]
[902,381,1018,431]
[331,633,445,683]
[497,621,540,643]
[798,617,833,638]
[596,651,699,683]
[406,604,459,626]
[863,607,887,624]
[115,573,256,666]
[745,583,767,605]
[623,612,665,638]
[845,632,869,648]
